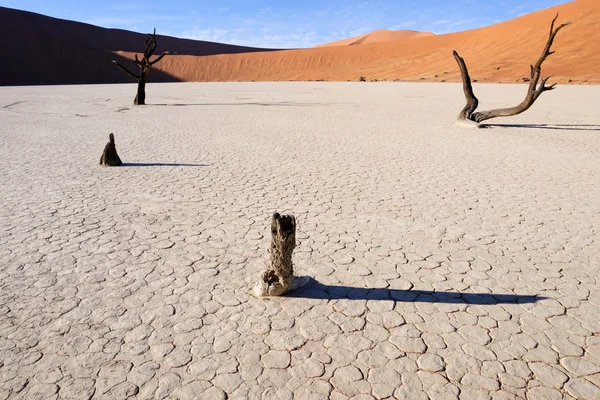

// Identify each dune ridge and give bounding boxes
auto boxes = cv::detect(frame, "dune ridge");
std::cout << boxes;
[315,29,435,47]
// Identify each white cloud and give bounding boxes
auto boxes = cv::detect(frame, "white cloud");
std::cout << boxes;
[180,27,319,49]
[110,3,143,11]
[389,21,418,30]
[84,14,188,30]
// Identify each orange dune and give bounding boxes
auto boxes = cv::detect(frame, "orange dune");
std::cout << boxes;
[315,29,435,47]
[142,0,599,84]
[1,0,599,86]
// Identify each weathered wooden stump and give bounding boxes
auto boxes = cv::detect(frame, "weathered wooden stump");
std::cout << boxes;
[99,133,122,166]
[254,213,297,297]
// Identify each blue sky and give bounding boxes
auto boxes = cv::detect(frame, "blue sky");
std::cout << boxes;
[3,0,567,48]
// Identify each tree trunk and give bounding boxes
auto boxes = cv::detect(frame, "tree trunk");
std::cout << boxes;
[134,79,146,105]
[254,213,297,297]
[99,133,122,166]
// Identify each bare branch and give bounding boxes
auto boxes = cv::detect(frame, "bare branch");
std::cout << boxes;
[143,28,158,59]
[146,44,157,58]
[111,60,140,81]
[453,51,479,126]
[150,51,176,65]
[532,14,570,72]
[134,54,142,65]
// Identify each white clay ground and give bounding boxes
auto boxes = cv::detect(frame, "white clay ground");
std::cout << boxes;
[1,82,599,399]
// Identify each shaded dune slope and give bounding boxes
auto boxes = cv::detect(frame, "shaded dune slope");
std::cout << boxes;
[0,6,275,85]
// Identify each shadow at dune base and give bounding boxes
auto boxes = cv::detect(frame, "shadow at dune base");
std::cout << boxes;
[285,278,544,304]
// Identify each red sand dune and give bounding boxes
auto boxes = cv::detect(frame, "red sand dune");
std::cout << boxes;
[1,0,599,86]
[315,29,435,47]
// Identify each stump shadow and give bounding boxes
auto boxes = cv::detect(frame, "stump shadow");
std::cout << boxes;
[121,163,210,167]
[286,278,544,304]
[487,123,600,132]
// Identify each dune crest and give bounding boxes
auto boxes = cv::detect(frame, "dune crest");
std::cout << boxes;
[315,29,435,47]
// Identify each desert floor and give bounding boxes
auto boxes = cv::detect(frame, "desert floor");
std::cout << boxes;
[1,82,599,399]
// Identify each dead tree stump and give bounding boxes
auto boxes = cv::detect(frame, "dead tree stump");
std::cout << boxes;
[453,14,570,127]
[254,213,297,297]
[99,133,122,166]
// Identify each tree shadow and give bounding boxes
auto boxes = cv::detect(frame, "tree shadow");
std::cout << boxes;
[487,123,600,132]
[286,278,544,305]
[147,102,320,107]
[121,163,210,167]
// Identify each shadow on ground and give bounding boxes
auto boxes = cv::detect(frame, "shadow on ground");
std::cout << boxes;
[286,278,545,304]
[147,102,323,107]
[121,163,210,167]
[488,123,600,132]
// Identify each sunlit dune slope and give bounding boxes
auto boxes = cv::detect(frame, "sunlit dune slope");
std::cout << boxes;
[144,0,599,84]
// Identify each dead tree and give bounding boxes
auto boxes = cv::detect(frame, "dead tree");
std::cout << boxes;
[112,29,174,105]
[254,213,297,297]
[99,133,122,166]
[453,14,570,128]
